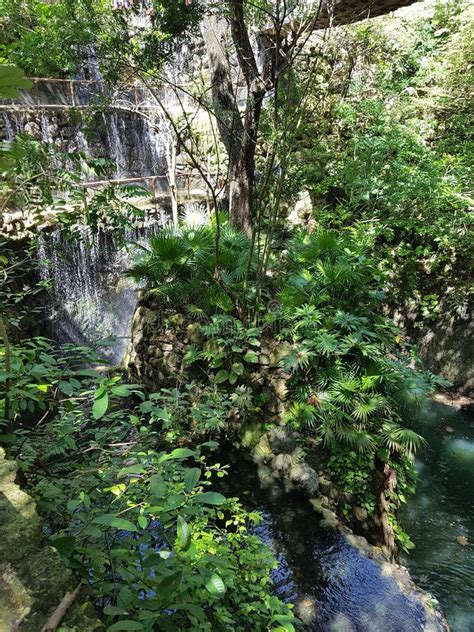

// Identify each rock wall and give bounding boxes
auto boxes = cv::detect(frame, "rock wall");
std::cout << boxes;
[0,448,100,631]
[125,305,291,422]
[394,306,474,397]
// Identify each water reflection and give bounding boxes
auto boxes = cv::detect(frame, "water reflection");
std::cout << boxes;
[401,400,474,631]
[219,450,426,631]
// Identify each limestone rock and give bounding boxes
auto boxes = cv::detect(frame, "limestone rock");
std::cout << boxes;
[272,452,292,473]
[353,506,368,522]
[268,342,292,368]
[0,449,101,631]
[186,322,202,344]
[289,461,319,496]
[268,427,296,454]
[270,376,289,401]
[253,434,274,462]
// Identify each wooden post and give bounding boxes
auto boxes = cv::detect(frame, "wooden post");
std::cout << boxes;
[169,142,178,227]
[150,176,157,201]
[69,81,75,107]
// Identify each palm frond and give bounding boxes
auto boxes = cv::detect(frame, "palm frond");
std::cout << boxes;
[379,422,426,456]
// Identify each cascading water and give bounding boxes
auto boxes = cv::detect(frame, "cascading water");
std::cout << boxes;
[0,75,171,183]
[37,212,166,365]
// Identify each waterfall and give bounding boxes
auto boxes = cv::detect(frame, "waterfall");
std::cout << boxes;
[0,74,172,185]
[37,214,166,365]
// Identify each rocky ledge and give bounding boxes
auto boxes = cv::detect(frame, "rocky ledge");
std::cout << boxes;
[0,448,101,631]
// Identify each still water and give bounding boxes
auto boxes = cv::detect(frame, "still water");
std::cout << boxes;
[401,400,474,632]
[219,449,429,632]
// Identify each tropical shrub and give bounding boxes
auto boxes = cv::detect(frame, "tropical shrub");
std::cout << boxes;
[5,339,295,631]
[186,315,262,385]
[273,230,446,547]
[127,221,256,318]
[139,381,253,442]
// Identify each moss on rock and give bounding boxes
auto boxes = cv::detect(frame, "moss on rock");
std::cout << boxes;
[0,448,101,631]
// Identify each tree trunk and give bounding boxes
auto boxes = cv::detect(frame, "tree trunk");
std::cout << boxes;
[374,459,398,559]
[201,9,256,235]
[167,139,178,227]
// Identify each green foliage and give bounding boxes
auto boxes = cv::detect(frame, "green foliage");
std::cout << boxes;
[195,315,262,385]
[0,338,103,431]
[127,222,255,316]
[46,444,293,630]
[0,0,202,79]
[0,63,32,97]
[276,229,446,537]
[1,133,146,238]
[3,336,294,630]
[138,380,255,442]
[294,0,473,320]
[327,447,377,520]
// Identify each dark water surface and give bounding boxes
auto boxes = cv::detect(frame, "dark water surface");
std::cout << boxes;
[401,400,474,632]
[219,449,427,632]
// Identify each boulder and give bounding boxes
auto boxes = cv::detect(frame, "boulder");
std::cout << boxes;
[0,449,101,631]
[289,461,319,496]
[272,452,292,473]
[268,427,296,454]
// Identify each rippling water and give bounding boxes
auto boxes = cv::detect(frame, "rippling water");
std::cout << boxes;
[401,400,474,632]
[219,450,428,632]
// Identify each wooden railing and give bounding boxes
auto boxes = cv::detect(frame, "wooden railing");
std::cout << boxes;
[0,77,177,111]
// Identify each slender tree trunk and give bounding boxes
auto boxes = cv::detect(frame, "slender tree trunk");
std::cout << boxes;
[374,459,398,559]
[168,139,178,227]
[228,151,252,235]
[0,315,11,423]
[201,8,258,235]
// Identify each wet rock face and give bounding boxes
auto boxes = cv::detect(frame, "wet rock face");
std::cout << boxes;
[394,305,474,397]
[0,449,100,631]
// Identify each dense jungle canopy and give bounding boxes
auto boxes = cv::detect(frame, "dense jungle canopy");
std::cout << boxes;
[0,0,472,630]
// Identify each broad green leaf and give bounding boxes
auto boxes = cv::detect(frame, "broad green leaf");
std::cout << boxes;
[244,350,259,362]
[103,605,129,616]
[195,491,226,505]
[59,380,74,395]
[137,514,148,529]
[176,514,191,551]
[204,572,226,597]
[111,385,132,397]
[214,369,229,384]
[107,621,143,631]
[231,362,244,375]
[149,474,166,498]
[184,467,201,492]
[272,614,295,630]
[117,464,146,478]
[93,514,137,532]
[51,536,75,557]
[159,447,195,461]
[92,392,109,419]
[228,371,238,384]
[200,440,219,449]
